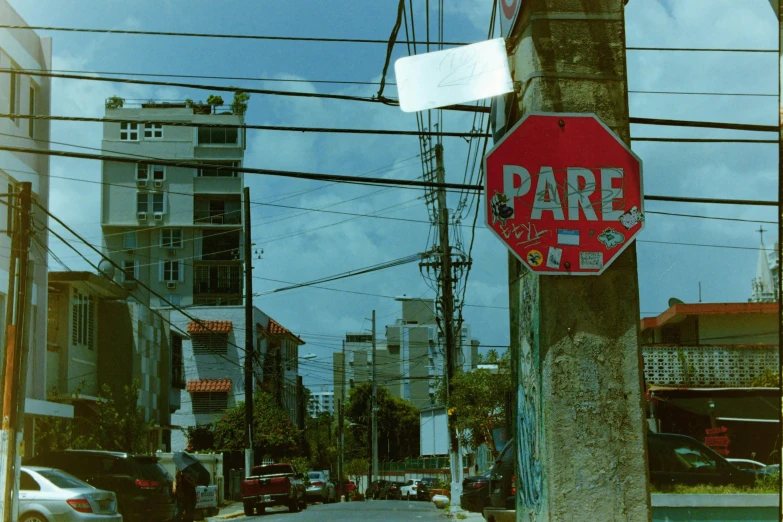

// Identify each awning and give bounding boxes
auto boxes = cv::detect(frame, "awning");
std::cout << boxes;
[186,379,232,393]
[187,320,232,334]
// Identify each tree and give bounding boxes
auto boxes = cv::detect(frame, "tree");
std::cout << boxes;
[36,381,151,454]
[435,350,512,453]
[304,411,336,471]
[345,383,420,461]
[229,89,250,116]
[206,390,302,458]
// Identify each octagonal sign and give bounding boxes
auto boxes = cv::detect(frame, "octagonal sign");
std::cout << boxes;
[484,113,644,275]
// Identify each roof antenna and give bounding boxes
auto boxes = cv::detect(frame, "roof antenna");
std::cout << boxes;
[698,282,702,303]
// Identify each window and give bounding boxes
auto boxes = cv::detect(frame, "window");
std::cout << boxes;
[19,471,40,491]
[152,165,165,181]
[123,230,137,249]
[171,333,185,388]
[198,127,239,145]
[152,193,164,213]
[71,289,95,349]
[138,164,163,181]
[161,229,183,248]
[192,392,228,414]
[8,68,19,123]
[192,333,228,355]
[136,193,148,213]
[163,260,181,281]
[197,161,239,177]
[144,123,163,139]
[28,86,36,138]
[137,164,148,180]
[166,294,181,306]
[122,260,138,281]
[120,122,139,141]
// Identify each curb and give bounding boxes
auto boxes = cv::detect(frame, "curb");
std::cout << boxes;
[213,512,245,520]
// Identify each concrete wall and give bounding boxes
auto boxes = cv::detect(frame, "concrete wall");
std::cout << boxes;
[698,314,777,345]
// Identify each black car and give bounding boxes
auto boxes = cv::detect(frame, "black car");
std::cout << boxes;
[25,450,176,522]
[379,480,403,499]
[416,477,438,500]
[460,469,491,513]
[365,479,388,499]
[647,432,757,487]
[486,437,515,511]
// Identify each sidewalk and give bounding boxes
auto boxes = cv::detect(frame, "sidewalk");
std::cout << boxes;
[209,501,244,520]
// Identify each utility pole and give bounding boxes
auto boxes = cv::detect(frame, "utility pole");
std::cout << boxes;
[433,144,463,507]
[370,310,378,487]
[243,186,254,478]
[0,182,32,522]
[504,2,650,519]
[338,339,346,502]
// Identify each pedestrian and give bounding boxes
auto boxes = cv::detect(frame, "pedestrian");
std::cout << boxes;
[175,470,197,522]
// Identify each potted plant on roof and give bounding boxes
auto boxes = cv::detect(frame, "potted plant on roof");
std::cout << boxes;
[105,95,125,109]
[229,89,250,116]
[206,94,224,115]
[188,99,211,115]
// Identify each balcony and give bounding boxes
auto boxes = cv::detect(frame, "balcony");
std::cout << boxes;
[193,261,243,305]
[642,344,779,388]
[194,195,242,226]
[194,209,241,225]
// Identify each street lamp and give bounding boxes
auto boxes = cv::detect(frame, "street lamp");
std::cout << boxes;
[285,353,316,371]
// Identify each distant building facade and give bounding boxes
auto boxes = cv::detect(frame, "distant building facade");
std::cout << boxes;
[307,389,334,417]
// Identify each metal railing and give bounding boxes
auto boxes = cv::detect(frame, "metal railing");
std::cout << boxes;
[378,456,469,472]
[194,209,241,225]
[194,261,242,296]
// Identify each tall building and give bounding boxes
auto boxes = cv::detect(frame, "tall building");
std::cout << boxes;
[334,297,479,410]
[0,0,71,451]
[307,387,335,417]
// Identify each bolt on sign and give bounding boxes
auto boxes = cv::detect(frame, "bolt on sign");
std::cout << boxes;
[483,113,644,275]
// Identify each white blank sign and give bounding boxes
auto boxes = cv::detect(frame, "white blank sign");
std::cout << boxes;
[395,38,513,113]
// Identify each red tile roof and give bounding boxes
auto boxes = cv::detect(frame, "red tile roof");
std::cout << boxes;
[187,379,232,393]
[640,302,779,331]
[257,318,305,344]
[187,320,233,334]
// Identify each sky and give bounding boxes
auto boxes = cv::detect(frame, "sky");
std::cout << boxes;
[8,0,780,391]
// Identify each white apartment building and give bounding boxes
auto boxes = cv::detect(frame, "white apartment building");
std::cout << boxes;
[307,389,334,417]
[334,297,479,410]
[0,0,73,450]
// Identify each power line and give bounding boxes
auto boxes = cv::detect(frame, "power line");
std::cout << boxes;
[628,89,776,98]
[624,46,776,53]
[0,144,481,192]
[630,117,777,133]
[645,211,777,225]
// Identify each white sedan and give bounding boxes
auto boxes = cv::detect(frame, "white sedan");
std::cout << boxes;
[18,466,122,522]
[726,458,766,471]
[399,479,423,501]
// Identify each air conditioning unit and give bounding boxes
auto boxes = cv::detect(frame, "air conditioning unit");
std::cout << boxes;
[153,180,163,188]
[153,212,164,221]
[137,212,147,221]
[167,249,176,257]
[166,281,176,289]
[136,179,148,187]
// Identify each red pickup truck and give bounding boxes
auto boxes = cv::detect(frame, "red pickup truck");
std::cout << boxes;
[240,463,307,516]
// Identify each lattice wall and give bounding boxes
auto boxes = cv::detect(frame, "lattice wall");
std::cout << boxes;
[642,345,779,387]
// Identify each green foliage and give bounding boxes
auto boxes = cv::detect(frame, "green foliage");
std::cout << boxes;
[749,368,780,387]
[651,479,779,494]
[229,89,250,116]
[344,457,368,495]
[105,96,124,109]
[345,383,420,461]
[206,390,302,458]
[304,412,336,472]
[206,94,224,108]
[184,424,215,452]
[435,351,512,453]
[35,381,151,454]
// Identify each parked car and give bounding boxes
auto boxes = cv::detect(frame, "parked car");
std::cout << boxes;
[416,477,438,500]
[757,464,780,476]
[399,479,423,501]
[486,437,516,512]
[647,432,756,487]
[240,463,307,516]
[726,458,766,471]
[19,466,122,522]
[460,469,491,513]
[25,450,175,522]
[365,479,388,499]
[306,471,336,503]
[379,480,403,500]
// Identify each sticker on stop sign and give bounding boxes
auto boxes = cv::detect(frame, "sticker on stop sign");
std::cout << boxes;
[483,113,644,275]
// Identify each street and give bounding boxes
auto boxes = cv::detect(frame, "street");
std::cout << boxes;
[208,499,457,522]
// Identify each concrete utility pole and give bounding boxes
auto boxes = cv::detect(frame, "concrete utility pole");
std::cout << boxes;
[243,186,254,477]
[504,2,650,520]
[433,144,463,506]
[0,182,32,522]
[371,310,378,486]
[338,339,346,501]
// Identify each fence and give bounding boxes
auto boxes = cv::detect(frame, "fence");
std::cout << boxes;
[379,455,470,473]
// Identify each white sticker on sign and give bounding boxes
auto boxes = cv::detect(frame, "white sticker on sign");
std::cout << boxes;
[579,252,603,270]
[546,247,562,269]
[394,38,513,113]
[557,229,580,246]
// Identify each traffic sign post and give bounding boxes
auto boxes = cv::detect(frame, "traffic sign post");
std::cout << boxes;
[484,113,644,275]
[498,0,523,37]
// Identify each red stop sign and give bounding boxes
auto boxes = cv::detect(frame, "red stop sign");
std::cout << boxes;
[484,113,644,275]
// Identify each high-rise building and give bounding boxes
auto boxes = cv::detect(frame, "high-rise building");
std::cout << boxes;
[307,387,335,417]
[333,297,479,410]
[0,0,71,453]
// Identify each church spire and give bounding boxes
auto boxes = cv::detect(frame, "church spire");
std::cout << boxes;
[750,227,776,302]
